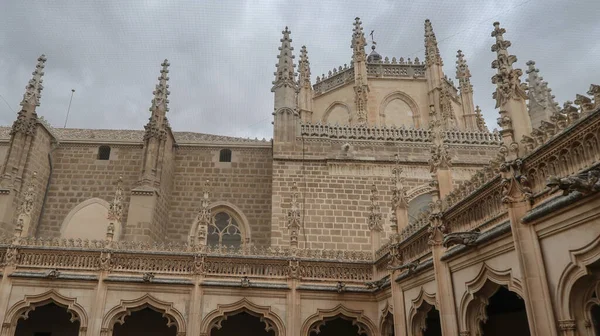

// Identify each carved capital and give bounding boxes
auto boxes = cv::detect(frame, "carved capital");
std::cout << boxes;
[499,159,532,204]
[558,319,576,331]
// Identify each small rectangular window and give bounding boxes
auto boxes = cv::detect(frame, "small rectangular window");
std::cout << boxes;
[97,145,111,160]
[219,149,232,162]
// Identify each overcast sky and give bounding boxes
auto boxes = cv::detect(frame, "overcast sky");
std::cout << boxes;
[0,0,598,139]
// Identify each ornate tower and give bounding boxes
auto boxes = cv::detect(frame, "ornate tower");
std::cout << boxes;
[351,17,369,125]
[297,46,313,122]
[0,55,53,236]
[456,50,477,130]
[0,55,46,190]
[139,59,171,188]
[491,22,532,158]
[126,59,175,242]
[525,60,559,129]
[272,27,298,145]
[424,19,446,128]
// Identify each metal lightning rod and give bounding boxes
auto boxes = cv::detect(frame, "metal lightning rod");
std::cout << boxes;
[63,89,75,128]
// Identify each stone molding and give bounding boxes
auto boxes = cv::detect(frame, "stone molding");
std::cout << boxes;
[408,287,438,336]
[458,263,523,334]
[199,298,285,336]
[100,293,186,335]
[3,289,88,336]
[556,234,600,322]
[301,304,377,336]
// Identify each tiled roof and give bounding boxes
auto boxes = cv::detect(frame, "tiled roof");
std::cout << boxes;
[0,126,270,146]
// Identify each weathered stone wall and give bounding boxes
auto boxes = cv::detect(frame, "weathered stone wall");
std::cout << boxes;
[168,146,273,246]
[37,144,143,237]
[271,139,500,250]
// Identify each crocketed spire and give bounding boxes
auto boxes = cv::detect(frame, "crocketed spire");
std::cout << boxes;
[144,59,171,141]
[10,55,47,137]
[150,59,170,113]
[298,45,311,88]
[272,27,296,91]
[351,17,367,61]
[526,60,559,128]
[456,50,472,93]
[21,55,46,108]
[424,19,442,67]
[490,22,527,109]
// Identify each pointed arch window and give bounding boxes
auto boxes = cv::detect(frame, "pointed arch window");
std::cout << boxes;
[208,211,242,248]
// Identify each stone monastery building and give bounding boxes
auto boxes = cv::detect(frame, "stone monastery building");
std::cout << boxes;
[0,16,599,336]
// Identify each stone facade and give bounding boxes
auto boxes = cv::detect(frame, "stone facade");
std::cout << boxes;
[0,18,598,336]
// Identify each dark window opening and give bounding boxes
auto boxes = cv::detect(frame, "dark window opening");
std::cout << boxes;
[211,311,275,336]
[219,148,232,162]
[480,286,530,335]
[15,302,79,336]
[97,145,111,160]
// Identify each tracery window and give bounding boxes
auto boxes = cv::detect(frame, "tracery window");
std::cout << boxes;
[207,211,242,248]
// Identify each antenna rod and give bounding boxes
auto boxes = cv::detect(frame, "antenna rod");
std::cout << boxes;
[63,89,75,128]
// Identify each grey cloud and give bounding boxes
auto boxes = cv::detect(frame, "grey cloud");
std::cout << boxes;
[1,0,598,139]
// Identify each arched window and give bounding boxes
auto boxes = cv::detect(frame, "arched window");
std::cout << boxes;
[408,193,433,224]
[208,211,242,248]
[219,149,232,162]
[97,145,111,160]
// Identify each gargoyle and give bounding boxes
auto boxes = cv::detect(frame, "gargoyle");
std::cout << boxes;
[388,261,419,274]
[442,229,481,248]
[547,170,600,196]
[365,277,387,290]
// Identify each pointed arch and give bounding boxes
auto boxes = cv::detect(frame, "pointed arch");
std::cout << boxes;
[322,101,351,125]
[199,298,285,336]
[379,91,421,127]
[188,201,252,245]
[459,263,523,334]
[406,184,434,201]
[101,293,186,335]
[379,301,394,336]
[301,304,377,336]
[3,289,88,335]
[408,287,438,336]
[61,197,121,241]
[556,234,600,322]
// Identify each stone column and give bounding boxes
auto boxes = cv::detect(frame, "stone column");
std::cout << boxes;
[501,159,558,336]
[390,276,408,335]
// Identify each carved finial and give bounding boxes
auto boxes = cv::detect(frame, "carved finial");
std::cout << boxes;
[18,172,37,217]
[491,22,527,109]
[351,17,367,58]
[298,46,311,88]
[475,106,489,132]
[424,19,442,67]
[287,182,302,248]
[107,176,124,222]
[368,184,383,232]
[272,26,297,91]
[455,50,472,93]
[150,59,170,112]
[391,154,408,210]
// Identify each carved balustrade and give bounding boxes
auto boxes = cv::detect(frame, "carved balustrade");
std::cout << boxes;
[300,123,502,144]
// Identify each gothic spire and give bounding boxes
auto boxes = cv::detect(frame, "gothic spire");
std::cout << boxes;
[456,50,472,93]
[424,19,442,67]
[490,22,527,109]
[272,26,296,91]
[144,59,171,141]
[10,55,47,137]
[351,17,367,61]
[150,59,170,113]
[21,55,46,108]
[525,60,559,128]
[298,45,311,89]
